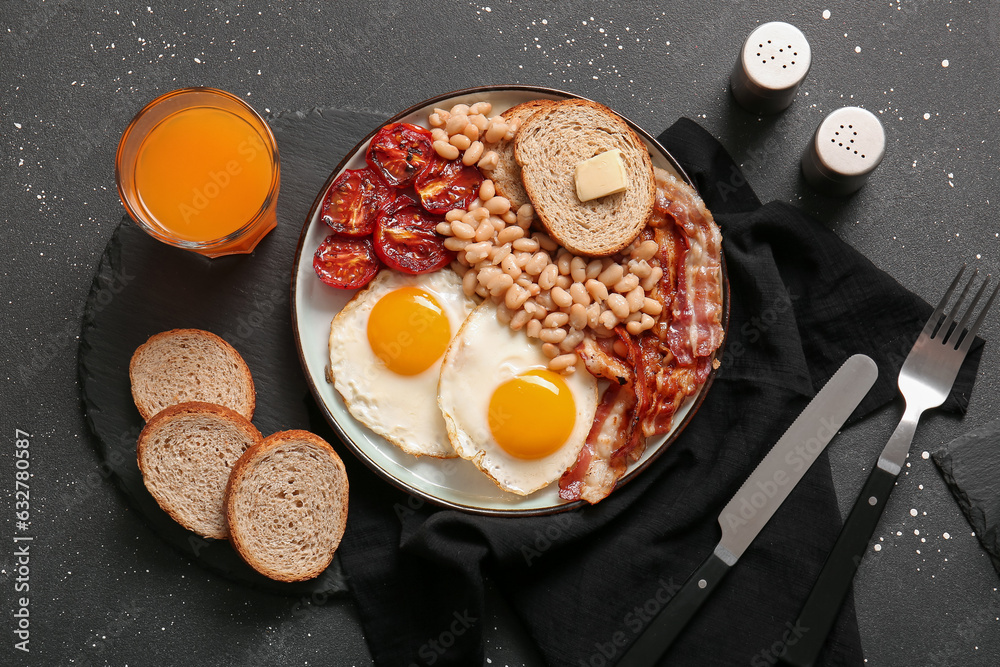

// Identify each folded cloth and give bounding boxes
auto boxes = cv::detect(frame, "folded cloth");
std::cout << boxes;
[336,117,983,667]
[932,419,1000,577]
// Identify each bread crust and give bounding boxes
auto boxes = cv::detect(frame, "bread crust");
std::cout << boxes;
[486,99,558,209]
[224,430,349,582]
[137,401,263,540]
[514,99,655,257]
[129,328,256,421]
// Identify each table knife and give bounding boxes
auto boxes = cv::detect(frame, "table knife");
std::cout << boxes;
[619,353,879,667]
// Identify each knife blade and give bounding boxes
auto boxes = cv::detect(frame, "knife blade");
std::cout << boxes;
[618,353,878,667]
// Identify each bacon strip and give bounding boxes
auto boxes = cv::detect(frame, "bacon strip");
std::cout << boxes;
[559,383,633,503]
[654,168,725,366]
[610,329,650,463]
[561,333,639,502]
[577,335,631,386]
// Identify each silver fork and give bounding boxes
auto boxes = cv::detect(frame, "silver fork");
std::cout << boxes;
[780,266,999,667]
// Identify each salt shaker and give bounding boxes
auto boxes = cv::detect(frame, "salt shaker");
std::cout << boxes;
[730,21,812,114]
[801,107,886,195]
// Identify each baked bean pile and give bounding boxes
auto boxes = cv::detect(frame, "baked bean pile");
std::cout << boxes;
[427,101,513,171]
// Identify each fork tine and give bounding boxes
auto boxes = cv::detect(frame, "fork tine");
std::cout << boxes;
[923,265,966,339]
[938,269,979,347]
[939,268,978,344]
[938,269,982,347]
[959,277,1000,353]
[952,275,991,347]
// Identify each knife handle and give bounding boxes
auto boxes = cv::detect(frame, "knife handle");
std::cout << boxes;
[779,464,898,667]
[619,549,732,667]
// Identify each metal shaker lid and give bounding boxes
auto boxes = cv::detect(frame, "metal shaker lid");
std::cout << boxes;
[730,22,811,114]
[802,107,886,195]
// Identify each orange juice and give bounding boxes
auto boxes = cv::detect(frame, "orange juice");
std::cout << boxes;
[116,88,280,258]
[135,107,272,242]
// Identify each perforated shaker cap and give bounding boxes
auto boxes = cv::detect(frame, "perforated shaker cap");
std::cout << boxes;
[730,22,811,114]
[801,107,886,195]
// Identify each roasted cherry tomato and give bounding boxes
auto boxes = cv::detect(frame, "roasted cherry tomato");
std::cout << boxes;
[313,234,381,289]
[414,156,484,214]
[320,167,392,237]
[373,205,453,274]
[366,123,434,188]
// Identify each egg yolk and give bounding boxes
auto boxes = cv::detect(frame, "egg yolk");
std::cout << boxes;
[367,287,451,376]
[487,369,576,459]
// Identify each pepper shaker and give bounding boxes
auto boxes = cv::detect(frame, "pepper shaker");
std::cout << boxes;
[801,107,886,195]
[730,21,812,114]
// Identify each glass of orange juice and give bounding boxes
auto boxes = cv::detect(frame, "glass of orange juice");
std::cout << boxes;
[115,87,280,258]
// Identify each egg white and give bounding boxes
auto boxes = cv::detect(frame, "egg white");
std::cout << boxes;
[437,301,599,495]
[328,268,476,458]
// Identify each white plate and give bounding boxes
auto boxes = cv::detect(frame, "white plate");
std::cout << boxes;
[291,85,727,516]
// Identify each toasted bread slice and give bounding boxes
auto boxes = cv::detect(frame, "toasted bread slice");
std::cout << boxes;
[137,402,262,539]
[225,430,349,582]
[514,99,655,256]
[485,99,558,209]
[130,329,256,421]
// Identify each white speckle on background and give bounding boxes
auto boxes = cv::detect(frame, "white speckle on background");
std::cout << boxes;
[855,46,861,53]
[923,112,930,120]
[942,59,949,67]
[921,451,929,459]
[944,532,951,539]
[14,122,21,129]
[823,9,831,19]
[915,529,920,535]
[194,57,202,64]
[874,544,882,552]
[910,508,918,516]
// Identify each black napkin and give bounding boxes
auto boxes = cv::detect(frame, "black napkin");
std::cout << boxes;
[932,419,1000,576]
[336,118,983,667]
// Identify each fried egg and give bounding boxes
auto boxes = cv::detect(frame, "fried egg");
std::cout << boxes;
[328,268,476,457]
[437,302,599,495]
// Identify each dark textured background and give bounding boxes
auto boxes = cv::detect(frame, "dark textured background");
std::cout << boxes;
[2,1,999,665]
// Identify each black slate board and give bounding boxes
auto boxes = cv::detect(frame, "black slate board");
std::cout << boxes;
[933,418,1000,577]
[78,107,389,596]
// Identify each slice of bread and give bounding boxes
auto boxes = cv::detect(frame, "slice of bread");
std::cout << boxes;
[225,430,349,582]
[485,99,558,209]
[514,99,655,256]
[130,329,256,421]
[137,402,263,539]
